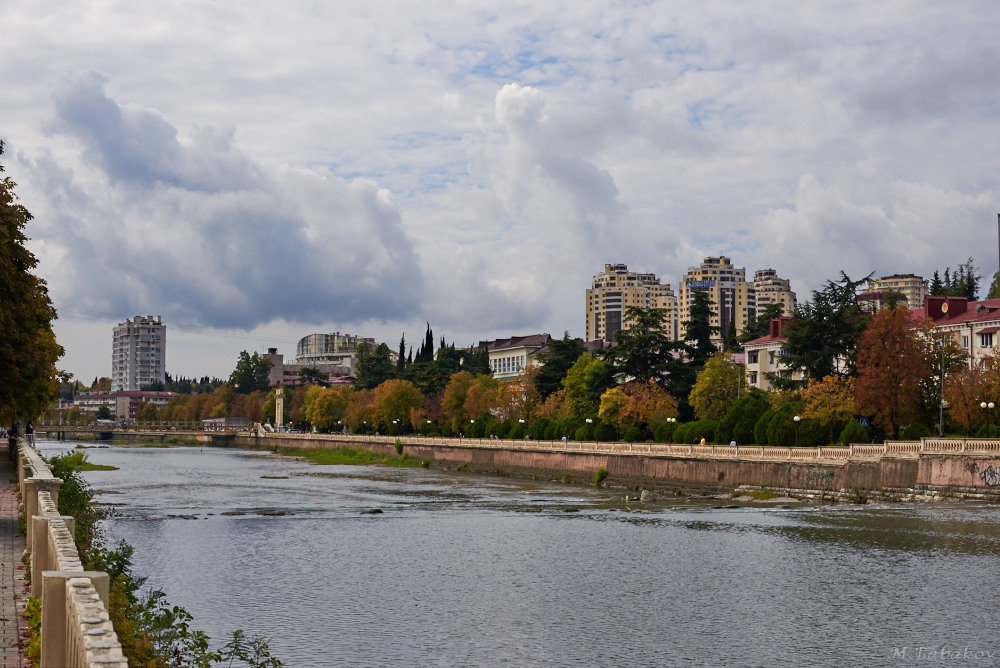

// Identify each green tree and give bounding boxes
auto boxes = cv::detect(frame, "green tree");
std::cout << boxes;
[738,303,785,344]
[987,272,1000,300]
[780,272,871,384]
[353,341,396,390]
[562,353,614,419]
[298,367,327,386]
[397,335,407,371]
[689,352,744,421]
[229,351,273,394]
[534,332,584,398]
[95,405,114,420]
[683,291,719,366]
[0,141,64,423]
[930,270,943,296]
[460,346,491,375]
[601,307,683,384]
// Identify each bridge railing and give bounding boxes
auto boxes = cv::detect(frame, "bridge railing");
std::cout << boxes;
[18,440,128,667]
[256,431,1000,463]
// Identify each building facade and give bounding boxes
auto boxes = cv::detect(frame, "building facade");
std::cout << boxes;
[742,317,804,391]
[295,332,374,366]
[869,274,928,310]
[111,315,166,392]
[477,334,552,381]
[753,268,797,315]
[911,296,1000,368]
[586,264,678,343]
[678,257,754,342]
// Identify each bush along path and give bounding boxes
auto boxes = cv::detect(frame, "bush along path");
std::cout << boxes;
[46,449,283,667]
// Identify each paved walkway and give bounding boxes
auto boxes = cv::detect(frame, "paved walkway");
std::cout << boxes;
[0,454,28,667]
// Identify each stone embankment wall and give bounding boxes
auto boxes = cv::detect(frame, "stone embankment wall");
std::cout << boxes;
[234,433,1000,501]
[18,441,128,667]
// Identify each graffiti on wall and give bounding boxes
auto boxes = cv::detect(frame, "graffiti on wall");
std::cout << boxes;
[980,466,1000,486]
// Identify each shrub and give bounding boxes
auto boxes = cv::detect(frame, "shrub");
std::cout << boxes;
[593,467,608,486]
[507,423,526,439]
[796,418,826,447]
[717,395,769,445]
[673,422,691,444]
[393,439,403,455]
[575,425,591,442]
[544,424,558,441]
[622,425,644,443]
[653,421,675,443]
[557,418,584,439]
[441,422,455,437]
[687,419,718,444]
[900,423,931,440]
[528,418,550,440]
[593,421,617,442]
[839,421,870,446]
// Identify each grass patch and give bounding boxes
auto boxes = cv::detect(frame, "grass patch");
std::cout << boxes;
[745,489,779,500]
[49,449,118,471]
[275,446,427,467]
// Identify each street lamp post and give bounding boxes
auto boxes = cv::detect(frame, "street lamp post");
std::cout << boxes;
[793,415,801,447]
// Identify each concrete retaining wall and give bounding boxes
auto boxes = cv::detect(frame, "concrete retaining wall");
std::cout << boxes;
[232,433,1000,500]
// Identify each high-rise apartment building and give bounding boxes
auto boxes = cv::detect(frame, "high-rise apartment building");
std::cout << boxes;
[586,264,678,342]
[868,274,928,309]
[111,315,166,392]
[753,268,797,315]
[678,257,754,340]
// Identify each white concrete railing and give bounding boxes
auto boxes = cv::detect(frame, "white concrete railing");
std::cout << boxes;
[18,440,128,668]
[257,431,1000,462]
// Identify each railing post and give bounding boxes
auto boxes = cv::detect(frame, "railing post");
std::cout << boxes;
[30,515,76,594]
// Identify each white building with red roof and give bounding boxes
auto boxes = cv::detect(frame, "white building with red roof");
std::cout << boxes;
[742,317,804,390]
[910,295,1000,367]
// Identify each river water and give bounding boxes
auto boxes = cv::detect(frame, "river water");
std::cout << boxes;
[37,440,1000,667]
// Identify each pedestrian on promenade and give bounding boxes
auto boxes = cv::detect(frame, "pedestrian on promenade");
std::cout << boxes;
[7,422,18,461]
[25,421,34,446]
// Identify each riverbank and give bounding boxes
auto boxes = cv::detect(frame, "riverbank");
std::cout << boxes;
[233,433,1000,504]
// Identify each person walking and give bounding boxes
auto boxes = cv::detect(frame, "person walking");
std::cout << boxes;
[7,421,19,461]
[25,421,34,446]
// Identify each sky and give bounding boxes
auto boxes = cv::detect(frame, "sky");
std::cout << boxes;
[3,1,1000,383]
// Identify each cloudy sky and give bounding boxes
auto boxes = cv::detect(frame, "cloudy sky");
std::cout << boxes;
[3,1,999,382]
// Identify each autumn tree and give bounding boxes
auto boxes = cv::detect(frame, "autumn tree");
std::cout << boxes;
[370,379,423,431]
[0,141,64,422]
[944,364,987,434]
[853,307,934,438]
[505,364,543,422]
[801,375,857,443]
[442,371,476,427]
[689,352,744,421]
[463,374,501,421]
[92,377,112,392]
[599,381,678,432]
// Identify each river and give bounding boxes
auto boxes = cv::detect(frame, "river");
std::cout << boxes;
[37,440,1000,667]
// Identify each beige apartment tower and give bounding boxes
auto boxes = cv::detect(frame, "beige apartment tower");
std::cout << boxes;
[753,268,797,315]
[678,257,753,340]
[586,264,678,342]
[868,274,928,309]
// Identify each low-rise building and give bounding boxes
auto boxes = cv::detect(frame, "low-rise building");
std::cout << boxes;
[911,296,1000,367]
[477,334,552,380]
[742,317,804,390]
[71,390,175,420]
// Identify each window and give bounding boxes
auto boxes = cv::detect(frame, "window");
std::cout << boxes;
[749,371,758,386]
[981,332,994,348]
[747,351,758,364]
[962,335,970,348]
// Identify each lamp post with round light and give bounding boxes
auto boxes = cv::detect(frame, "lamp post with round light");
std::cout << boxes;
[793,415,801,447]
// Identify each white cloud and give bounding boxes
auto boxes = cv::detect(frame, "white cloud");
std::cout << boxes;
[1,1,999,380]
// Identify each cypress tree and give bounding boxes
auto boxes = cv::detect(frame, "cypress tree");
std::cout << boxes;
[397,335,406,371]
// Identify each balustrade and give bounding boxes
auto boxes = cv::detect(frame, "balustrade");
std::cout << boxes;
[17,440,127,667]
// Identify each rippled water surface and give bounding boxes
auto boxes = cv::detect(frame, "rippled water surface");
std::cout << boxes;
[38,440,1000,667]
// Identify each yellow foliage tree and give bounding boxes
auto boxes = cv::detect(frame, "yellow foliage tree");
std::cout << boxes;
[689,352,743,421]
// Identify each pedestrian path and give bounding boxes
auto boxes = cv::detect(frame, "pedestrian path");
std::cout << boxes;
[0,455,28,667]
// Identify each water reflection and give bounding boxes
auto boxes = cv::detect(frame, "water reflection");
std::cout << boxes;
[37,441,1000,667]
